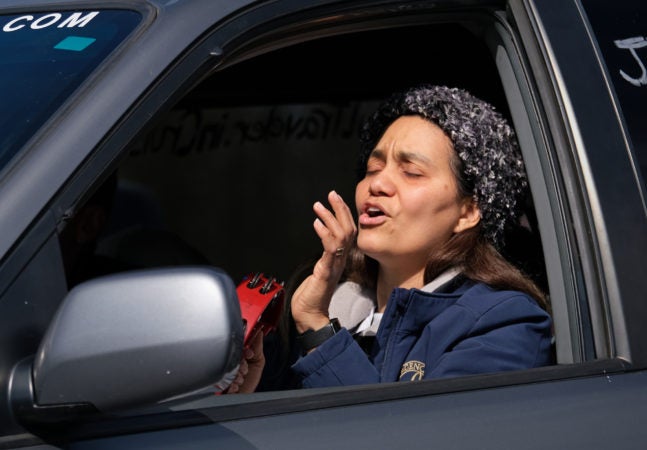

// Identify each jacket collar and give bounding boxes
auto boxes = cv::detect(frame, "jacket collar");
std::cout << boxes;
[329,268,464,330]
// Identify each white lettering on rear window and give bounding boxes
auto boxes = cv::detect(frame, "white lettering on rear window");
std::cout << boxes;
[58,12,99,29]
[2,11,99,32]
[615,36,647,87]
[2,15,33,32]
[31,13,62,30]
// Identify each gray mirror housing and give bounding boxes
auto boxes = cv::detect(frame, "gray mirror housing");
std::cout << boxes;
[28,266,243,412]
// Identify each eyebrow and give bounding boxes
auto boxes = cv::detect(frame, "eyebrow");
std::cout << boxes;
[368,148,433,166]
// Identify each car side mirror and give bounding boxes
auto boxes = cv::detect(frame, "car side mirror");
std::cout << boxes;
[9,266,243,424]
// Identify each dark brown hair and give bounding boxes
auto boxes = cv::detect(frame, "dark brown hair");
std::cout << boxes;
[345,226,547,310]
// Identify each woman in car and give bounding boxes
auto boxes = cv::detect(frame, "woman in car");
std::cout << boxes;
[233,85,553,392]
[286,85,553,387]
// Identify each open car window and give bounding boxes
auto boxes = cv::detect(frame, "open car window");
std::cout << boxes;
[79,16,561,398]
[105,22,548,297]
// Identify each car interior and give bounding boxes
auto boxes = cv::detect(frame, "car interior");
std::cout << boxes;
[89,23,546,285]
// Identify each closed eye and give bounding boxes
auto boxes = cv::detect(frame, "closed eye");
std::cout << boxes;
[403,171,423,178]
[366,162,384,175]
[400,161,425,178]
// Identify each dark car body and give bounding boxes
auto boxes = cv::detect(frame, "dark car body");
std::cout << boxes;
[0,0,646,448]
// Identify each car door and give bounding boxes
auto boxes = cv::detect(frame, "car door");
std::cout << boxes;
[2,0,646,449]
[509,0,647,369]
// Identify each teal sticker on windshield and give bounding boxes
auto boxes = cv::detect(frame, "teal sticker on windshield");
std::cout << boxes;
[54,36,96,51]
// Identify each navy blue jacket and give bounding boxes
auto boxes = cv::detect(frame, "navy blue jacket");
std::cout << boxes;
[291,279,553,387]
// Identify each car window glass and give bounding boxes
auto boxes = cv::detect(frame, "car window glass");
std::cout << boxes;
[581,0,647,191]
[0,9,141,172]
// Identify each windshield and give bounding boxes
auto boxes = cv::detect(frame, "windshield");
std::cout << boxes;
[0,9,141,171]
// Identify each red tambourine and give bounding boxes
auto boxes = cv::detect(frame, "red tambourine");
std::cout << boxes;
[236,272,285,345]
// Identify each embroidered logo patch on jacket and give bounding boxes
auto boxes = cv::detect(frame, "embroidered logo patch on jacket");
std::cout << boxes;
[399,360,425,381]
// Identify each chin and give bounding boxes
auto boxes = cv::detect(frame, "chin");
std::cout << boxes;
[357,239,387,261]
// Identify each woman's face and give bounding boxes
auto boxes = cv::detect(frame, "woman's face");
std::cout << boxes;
[355,115,479,270]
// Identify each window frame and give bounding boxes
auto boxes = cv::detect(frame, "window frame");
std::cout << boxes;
[68,0,585,398]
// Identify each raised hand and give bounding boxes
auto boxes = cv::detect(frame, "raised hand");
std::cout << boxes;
[291,190,356,334]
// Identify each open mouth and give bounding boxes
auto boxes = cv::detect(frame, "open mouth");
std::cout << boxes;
[366,207,385,218]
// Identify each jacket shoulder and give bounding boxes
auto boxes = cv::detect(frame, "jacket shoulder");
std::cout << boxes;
[449,282,550,332]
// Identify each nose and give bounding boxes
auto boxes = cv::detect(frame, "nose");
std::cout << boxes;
[367,167,396,197]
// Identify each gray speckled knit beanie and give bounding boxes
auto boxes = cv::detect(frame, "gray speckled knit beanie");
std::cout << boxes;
[358,85,528,248]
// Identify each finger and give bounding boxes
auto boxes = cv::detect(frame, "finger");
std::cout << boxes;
[328,191,357,236]
[244,332,264,366]
[313,215,349,260]
[249,330,264,354]
[313,217,340,254]
[312,192,356,254]
[239,359,249,376]
[313,201,346,247]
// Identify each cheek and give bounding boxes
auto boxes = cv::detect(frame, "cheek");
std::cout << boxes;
[355,180,367,210]
[400,188,436,216]
[402,186,460,223]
